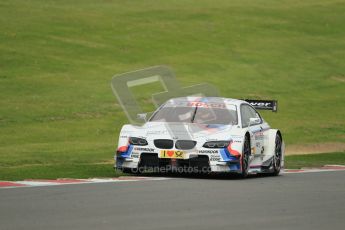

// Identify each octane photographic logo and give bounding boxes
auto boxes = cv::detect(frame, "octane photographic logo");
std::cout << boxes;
[130,165,212,174]
[111,65,220,124]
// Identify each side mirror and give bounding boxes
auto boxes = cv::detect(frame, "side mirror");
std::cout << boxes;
[137,113,147,122]
[249,117,261,126]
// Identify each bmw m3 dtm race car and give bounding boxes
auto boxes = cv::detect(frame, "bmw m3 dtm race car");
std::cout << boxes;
[115,97,284,177]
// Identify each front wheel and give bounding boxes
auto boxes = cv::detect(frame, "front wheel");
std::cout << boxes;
[240,136,250,178]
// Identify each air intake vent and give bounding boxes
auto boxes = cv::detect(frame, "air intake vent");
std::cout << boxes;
[154,139,174,149]
[175,140,197,150]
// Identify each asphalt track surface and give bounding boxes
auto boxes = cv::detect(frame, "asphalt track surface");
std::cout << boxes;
[1,171,344,230]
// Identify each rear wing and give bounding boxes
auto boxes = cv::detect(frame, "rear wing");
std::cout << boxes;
[244,99,278,112]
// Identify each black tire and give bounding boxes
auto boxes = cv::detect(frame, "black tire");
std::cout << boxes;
[240,136,250,178]
[270,134,282,176]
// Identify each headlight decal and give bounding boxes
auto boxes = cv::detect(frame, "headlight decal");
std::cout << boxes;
[117,146,128,153]
[129,137,148,146]
[117,145,133,158]
[227,142,241,158]
[203,141,230,148]
[219,142,241,162]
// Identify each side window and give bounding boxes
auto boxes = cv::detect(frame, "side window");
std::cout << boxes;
[241,104,261,128]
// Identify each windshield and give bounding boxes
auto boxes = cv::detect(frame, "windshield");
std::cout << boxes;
[150,106,238,125]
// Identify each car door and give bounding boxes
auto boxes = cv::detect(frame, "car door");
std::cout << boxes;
[240,104,264,156]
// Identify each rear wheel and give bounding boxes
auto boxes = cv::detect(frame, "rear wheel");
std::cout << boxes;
[240,136,250,178]
[270,134,282,176]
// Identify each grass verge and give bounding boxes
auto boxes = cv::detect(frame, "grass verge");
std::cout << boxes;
[285,152,345,169]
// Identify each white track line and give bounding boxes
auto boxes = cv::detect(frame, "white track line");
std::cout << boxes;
[284,165,345,174]
[0,177,172,189]
[284,169,345,174]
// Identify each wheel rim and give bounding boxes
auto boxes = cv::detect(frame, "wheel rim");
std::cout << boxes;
[274,136,282,170]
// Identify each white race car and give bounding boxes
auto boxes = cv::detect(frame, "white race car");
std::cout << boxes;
[115,97,284,177]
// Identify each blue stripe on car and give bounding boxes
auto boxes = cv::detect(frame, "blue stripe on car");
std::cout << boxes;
[220,148,240,171]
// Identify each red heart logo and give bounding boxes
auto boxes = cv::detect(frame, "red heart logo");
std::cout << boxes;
[167,151,174,157]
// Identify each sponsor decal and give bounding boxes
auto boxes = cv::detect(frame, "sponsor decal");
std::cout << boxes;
[147,130,168,135]
[244,99,278,112]
[133,147,154,152]
[254,132,264,140]
[187,102,226,109]
[209,152,221,161]
[160,150,184,159]
[210,156,221,161]
[198,149,219,154]
[131,153,139,158]
[250,102,271,107]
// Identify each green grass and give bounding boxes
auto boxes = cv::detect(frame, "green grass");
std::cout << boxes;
[0,0,344,180]
[285,152,345,169]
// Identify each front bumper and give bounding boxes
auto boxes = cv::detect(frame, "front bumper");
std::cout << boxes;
[115,144,242,173]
